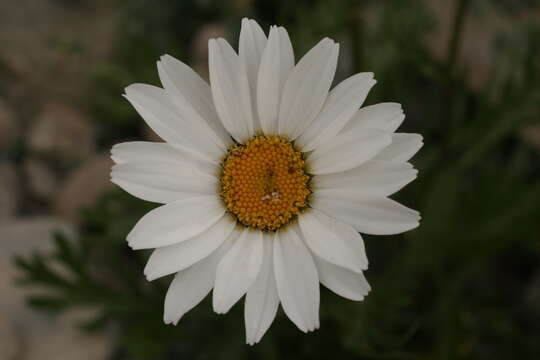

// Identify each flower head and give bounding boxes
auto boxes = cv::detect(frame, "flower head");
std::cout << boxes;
[111,18,422,345]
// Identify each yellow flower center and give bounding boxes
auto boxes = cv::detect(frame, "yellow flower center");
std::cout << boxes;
[220,135,311,231]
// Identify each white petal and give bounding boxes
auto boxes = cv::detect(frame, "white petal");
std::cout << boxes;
[163,229,239,325]
[144,215,236,281]
[124,84,223,162]
[313,196,420,235]
[297,73,376,151]
[111,141,218,172]
[240,18,267,132]
[313,160,418,200]
[278,38,339,139]
[298,210,367,273]
[374,133,423,162]
[209,38,254,143]
[257,26,294,135]
[308,129,392,175]
[273,227,319,332]
[110,142,218,204]
[342,103,405,133]
[157,55,230,149]
[213,229,263,314]
[111,162,217,204]
[110,179,184,204]
[314,256,371,301]
[244,234,279,345]
[127,196,225,249]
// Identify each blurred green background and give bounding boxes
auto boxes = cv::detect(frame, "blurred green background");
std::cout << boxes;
[4,0,540,359]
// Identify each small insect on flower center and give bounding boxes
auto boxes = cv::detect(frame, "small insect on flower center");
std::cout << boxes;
[220,135,311,231]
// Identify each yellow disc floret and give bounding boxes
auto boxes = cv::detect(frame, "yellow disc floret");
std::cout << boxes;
[220,135,311,231]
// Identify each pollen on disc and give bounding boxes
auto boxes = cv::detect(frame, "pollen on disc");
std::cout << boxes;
[220,135,311,231]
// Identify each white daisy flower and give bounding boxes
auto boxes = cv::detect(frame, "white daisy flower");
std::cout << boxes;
[110,18,422,345]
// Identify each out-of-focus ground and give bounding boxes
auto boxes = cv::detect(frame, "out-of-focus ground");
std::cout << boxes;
[0,0,120,358]
[0,1,539,359]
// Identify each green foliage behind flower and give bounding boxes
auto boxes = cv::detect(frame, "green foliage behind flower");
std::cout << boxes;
[15,0,540,359]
